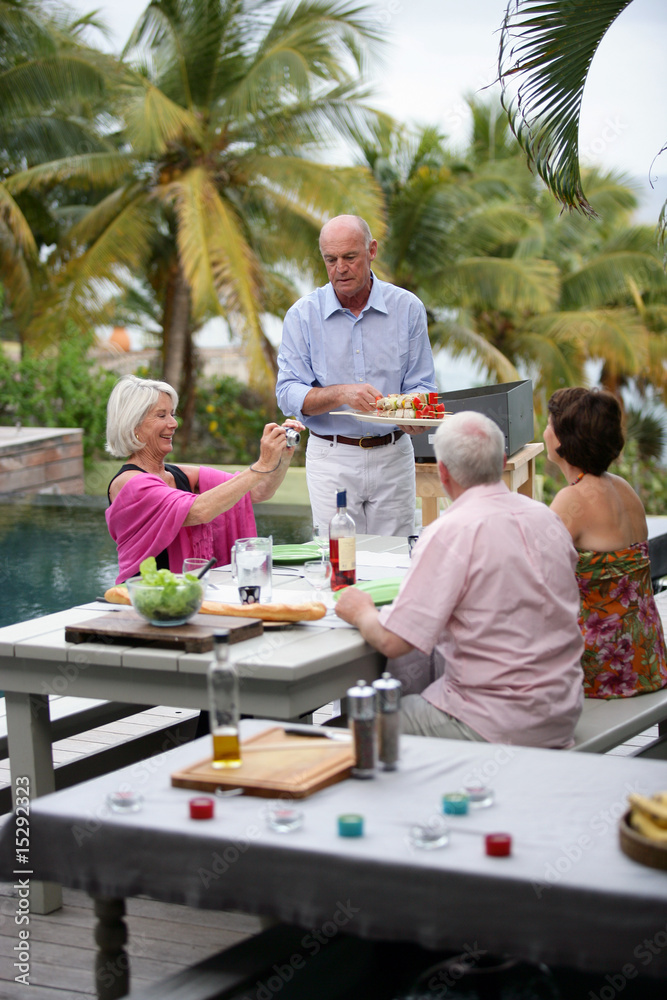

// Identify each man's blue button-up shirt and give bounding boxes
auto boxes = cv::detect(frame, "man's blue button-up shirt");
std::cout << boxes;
[276,274,436,439]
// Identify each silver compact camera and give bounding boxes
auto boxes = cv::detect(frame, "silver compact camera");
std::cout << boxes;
[285,428,300,448]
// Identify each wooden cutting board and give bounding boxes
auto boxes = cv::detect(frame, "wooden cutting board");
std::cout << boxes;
[171,726,355,797]
[65,610,262,653]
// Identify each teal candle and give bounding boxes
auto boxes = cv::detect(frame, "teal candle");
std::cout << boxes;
[442,793,469,816]
[338,813,364,837]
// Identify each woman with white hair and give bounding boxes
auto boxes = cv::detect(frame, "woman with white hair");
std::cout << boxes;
[105,374,303,583]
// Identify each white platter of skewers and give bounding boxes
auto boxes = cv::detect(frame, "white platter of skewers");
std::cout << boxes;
[331,392,451,426]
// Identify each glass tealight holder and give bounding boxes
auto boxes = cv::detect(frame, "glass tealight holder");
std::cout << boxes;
[462,784,494,809]
[408,816,450,850]
[265,803,304,833]
[107,790,143,814]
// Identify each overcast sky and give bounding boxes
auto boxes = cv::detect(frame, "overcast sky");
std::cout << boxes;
[69,0,667,219]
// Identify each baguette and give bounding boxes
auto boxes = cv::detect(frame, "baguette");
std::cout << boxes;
[104,586,326,622]
[104,586,131,605]
[200,600,326,622]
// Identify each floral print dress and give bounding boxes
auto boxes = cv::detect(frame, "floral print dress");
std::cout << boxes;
[577,541,667,698]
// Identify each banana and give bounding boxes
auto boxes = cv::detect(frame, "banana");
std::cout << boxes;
[630,808,667,844]
[628,792,667,828]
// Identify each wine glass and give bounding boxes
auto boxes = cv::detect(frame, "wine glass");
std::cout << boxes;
[303,559,332,604]
[312,524,329,559]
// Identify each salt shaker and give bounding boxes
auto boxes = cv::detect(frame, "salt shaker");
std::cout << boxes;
[372,672,402,770]
[347,679,377,778]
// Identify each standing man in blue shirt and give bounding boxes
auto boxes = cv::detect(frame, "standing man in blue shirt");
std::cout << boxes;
[276,215,437,536]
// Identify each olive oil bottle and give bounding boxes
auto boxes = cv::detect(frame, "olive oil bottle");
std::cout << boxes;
[208,632,242,768]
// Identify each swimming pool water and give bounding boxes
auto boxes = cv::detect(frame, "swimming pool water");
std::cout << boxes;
[0,497,311,628]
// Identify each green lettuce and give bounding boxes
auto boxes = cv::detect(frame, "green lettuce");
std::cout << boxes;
[132,557,203,621]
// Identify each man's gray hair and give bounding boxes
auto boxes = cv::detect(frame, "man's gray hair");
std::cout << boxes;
[105,374,178,458]
[433,411,505,488]
[319,215,373,252]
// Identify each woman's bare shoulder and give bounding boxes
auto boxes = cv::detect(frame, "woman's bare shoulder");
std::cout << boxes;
[606,471,643,499]
[550,483,582,519]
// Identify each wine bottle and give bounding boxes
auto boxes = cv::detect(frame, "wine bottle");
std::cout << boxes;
[329,488,356,590]
[208,631,242,768]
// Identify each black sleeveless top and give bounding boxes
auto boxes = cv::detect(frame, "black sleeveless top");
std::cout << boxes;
[107,463,193,571]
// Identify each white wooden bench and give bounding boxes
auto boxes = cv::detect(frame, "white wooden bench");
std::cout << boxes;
[0,695,144,759]
[571,686,667,754]
[0,696,200,813]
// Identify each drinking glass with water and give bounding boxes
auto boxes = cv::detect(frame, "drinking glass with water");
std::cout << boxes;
[231,537,273,602]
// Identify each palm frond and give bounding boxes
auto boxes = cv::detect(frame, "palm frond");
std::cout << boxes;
[6,152,133,196]
[461,202,541,258]
[47,196,157,325]
[439,257,560,314]
[0,54,109,116]
[62,183,150,249]
[513,327,586,395]
[121,77,204,154]
[164,170,272,381]
[562,252,667,310]
[625,407,667,462]
[0,183,37,254]
[247,154,385,238]
[161,167,224,319]
[533,307,648,376]
[498,0,633,215]
[0,219,35,325]
[0,115,108,166]
[429,314,519,383]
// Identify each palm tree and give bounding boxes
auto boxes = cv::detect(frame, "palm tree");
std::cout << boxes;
[6,0,387,433]
[355,99,667,411]
[497,0,666,235]
[0,1,115,338]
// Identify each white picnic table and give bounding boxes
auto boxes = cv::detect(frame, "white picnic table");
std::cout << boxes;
[0,535,405,911]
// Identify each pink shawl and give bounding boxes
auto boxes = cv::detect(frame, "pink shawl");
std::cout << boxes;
[106,466,256,583]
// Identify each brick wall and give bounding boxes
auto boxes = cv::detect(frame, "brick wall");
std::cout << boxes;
[0,428,85,494]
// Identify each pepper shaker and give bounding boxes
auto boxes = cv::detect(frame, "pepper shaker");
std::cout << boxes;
[373,672,402,770]
[347,679,377,778]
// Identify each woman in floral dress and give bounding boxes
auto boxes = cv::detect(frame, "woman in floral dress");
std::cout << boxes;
[545,387,667,699]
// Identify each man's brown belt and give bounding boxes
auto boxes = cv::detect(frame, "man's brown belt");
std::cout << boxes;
[311,430,405,449]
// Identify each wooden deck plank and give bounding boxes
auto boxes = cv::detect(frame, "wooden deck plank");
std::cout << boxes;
[0,882,261,998]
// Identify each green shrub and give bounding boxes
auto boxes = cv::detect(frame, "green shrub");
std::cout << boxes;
[184,375,285,465]
[0,331,117,462]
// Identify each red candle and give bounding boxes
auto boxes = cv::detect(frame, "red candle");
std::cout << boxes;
[485,833,512,857]
[189,796,214,820]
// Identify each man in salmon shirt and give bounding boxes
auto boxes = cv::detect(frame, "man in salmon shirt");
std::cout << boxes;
[335,411,585,748]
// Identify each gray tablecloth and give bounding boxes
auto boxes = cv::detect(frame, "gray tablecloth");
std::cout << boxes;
[2,720,667,976]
